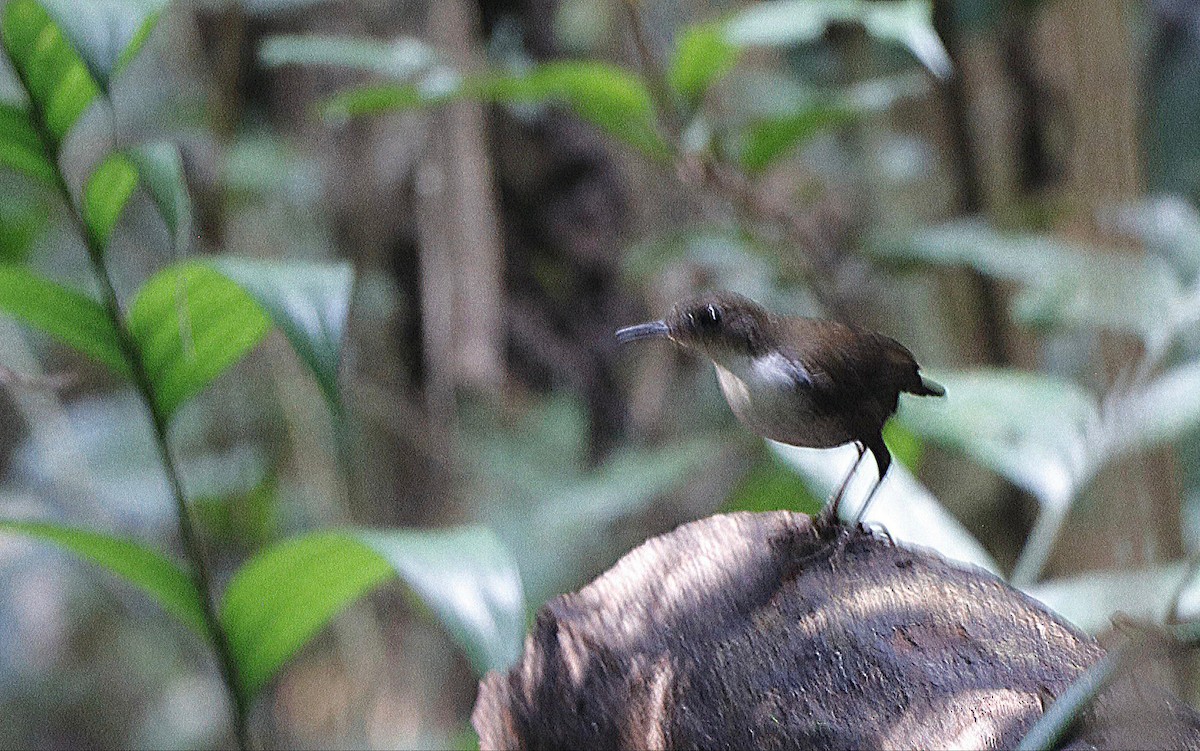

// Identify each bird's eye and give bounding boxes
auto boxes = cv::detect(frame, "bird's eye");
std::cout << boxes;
[705,305,721,325]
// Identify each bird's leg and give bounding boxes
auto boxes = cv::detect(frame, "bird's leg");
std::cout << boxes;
[851,477,884,528]
[823,443,865,522]
[851,439,892,526]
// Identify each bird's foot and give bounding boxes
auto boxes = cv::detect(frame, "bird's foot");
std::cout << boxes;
[857,520,894,545]
[814,503,843,537]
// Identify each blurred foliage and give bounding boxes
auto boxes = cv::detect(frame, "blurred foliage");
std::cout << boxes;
[0,0,529,746]
[462,395,716,603]
[2,0,1200,747]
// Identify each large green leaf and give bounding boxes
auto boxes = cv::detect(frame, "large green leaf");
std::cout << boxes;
[127,262,271,421]
[0,190,47,263]
[901,369,1103,585]
[667,0,949,104]
[740,74,927,172]
[1,0,101,146]
[0,265,129,374]
[901,369,1098,510]
[0,101,55,184]
[259,34,435,79]
[707,0,949,79]
[742,102,855,172]
[325,62,669,159]
[130,141,191,249]
[220,527,525,703]
[1116,359,1200,456]
[486,63,667,157]
[83,152,138,253]
[39,0,167,87]
[877,220,1185,340]
[212,258,354,411]
[0,519,206,635]
[1026,561,1196,634]
[668,22,739,103]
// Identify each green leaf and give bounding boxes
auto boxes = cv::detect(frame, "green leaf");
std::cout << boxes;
[112,7,160,79]
[0,101,55,184]
[877,220,1185,340]
[356,528,525,675]
[0,265,129,374]
[742,102,855,172]
[220,527,525,702]
[211,258,354,411]
[1117,360,1200,456]
[900,368,1098,510]
[127,262,271,421]
[0,191,47,263]
[486,62,667,157]
[83,152,138,253]
[903,371,1097,586]
[0,519,206,635]
[724,0,951,78]
[323,81,447,117]
[325,62,669,158]
[130,141,191,249]
[1026,562,1196,634]
[668,22,739,102]
[259,34,435,78]
[1,0,101,146]
[740,75,927,172]
[39,0,167,87]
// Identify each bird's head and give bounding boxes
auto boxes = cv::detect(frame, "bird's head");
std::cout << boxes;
[616,291,773,361]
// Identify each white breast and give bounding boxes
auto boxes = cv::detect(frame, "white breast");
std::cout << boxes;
[712,352,851,448]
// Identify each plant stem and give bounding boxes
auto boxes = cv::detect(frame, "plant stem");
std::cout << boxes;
[36,134,251,750]
[88,246,253,751]
[7,14,250,742]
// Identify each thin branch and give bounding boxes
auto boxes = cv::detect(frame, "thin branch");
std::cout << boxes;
[619,0,682,145]
[88,248,252,751]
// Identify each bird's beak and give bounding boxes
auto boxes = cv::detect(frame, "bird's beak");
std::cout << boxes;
[615,320,670,344]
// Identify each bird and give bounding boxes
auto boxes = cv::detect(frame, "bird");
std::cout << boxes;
[616,291,944,524]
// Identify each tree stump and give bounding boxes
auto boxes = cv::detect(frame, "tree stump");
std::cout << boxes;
[473,511,1200,749]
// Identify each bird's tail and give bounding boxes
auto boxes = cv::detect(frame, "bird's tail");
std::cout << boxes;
[910,375,946,397]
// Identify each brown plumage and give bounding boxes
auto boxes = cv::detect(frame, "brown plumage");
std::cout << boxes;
[616,291,944,522]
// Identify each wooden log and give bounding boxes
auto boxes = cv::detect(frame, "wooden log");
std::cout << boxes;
[473,511,1200,750]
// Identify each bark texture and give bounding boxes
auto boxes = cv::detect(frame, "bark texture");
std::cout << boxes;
[473,511,1200,750]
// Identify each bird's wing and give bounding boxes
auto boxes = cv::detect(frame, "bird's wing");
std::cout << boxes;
[783,322,922,407]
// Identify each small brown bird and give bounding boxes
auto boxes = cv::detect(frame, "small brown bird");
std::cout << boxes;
[616,291,944,523]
